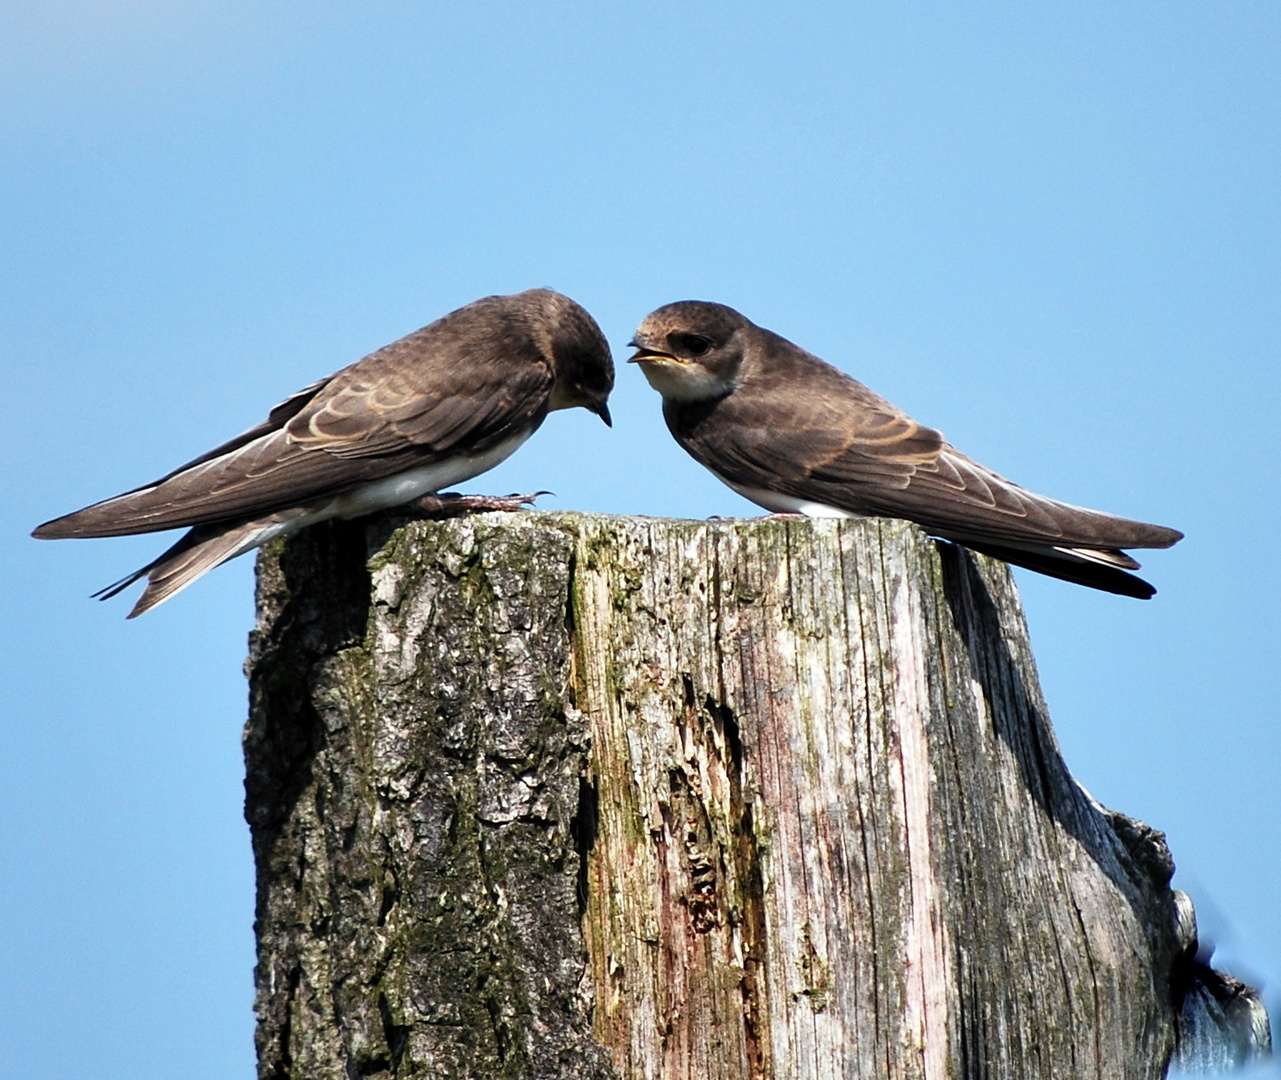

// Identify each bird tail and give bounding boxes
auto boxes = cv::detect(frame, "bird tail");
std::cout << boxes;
[95,517,289,617]
[959,540,1159,599]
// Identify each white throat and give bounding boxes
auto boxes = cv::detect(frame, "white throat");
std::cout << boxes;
[638,359,734,402]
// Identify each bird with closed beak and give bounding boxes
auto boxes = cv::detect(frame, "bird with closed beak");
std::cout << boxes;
[34,288,614,616]
[630,300,1181,598]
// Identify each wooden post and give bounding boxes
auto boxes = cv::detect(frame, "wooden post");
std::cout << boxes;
[243,511,1268,1079]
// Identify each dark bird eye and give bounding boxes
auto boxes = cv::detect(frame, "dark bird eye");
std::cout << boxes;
[673,333,713,357]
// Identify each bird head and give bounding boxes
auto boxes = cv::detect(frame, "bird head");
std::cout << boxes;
[628,301,751,402]
[539,291,615,426]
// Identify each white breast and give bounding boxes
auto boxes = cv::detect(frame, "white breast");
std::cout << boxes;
[328,431,534,518]
[721,478,862,520]
[261,430,535,543]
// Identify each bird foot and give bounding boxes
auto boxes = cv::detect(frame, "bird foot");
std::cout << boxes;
[408,491,552,519]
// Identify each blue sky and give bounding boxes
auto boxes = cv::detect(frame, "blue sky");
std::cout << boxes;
[2,4,1278,1076]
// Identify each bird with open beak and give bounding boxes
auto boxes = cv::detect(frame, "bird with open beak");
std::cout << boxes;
[35,288,614,616]
[630,300,1181,598]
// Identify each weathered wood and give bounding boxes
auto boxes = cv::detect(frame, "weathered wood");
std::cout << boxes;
[244,511,1264,1079]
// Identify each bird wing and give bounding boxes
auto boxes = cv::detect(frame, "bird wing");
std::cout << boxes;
[33,325,554,539]
[670,355,1181,553]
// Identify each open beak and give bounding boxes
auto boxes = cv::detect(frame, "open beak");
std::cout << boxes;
[626,336,676,365]
[627,348,677,365]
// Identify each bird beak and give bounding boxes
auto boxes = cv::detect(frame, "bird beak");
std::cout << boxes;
[591,400,613,427]
[628,348,676,365]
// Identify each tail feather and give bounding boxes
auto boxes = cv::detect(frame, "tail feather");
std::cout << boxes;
[98,518,283,618]
[92,566,152,602]
[960,540,1159,599]
[1051,545,1142,571]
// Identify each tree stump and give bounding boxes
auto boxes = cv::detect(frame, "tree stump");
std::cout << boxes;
[243,511,1267,1079]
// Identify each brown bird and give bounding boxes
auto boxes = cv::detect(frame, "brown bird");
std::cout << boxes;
[630,300,1181,598]
[35,288,614,616]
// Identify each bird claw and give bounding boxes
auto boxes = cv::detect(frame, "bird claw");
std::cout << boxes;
[408,491,552,518]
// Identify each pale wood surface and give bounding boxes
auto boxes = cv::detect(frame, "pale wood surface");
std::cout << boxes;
[244,511,1216,1079]
[567,514,1176,1080]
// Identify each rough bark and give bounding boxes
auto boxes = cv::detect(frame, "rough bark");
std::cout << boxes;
[244,511,1267,1079]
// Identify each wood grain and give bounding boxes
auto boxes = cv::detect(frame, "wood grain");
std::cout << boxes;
[568,514,1176,1080]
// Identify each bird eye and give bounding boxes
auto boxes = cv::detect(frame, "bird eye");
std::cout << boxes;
[673,333,712,357]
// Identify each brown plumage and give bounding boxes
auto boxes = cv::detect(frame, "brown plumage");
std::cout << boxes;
[35,289,614,616]
[631,300,1181,598]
